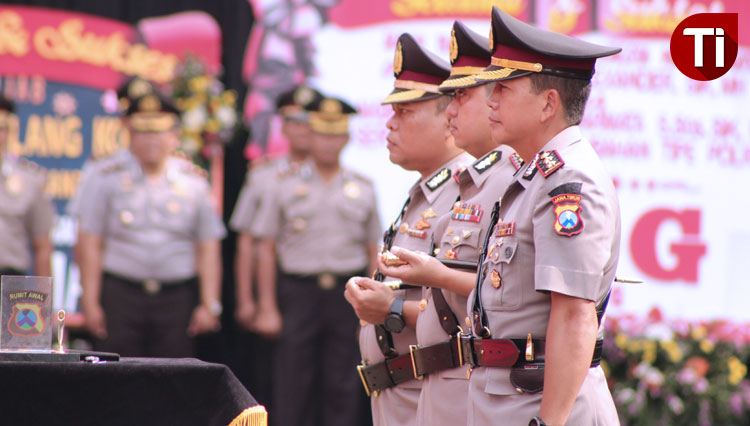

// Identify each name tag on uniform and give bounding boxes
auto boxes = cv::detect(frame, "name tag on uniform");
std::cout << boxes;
[450,202,483,223]
[494,222,515,237]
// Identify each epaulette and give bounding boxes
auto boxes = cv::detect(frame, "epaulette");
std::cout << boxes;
[180,162,209,179]
[101,162,127,174]
[343,169,373,185]
[536,150,564,178]
[510,153,525,171]
[16,157,44,173]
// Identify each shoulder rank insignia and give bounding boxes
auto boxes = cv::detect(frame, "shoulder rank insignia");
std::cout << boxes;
[522,152,539,180]
[450,201,483,223]
[510,153,525,171]
[425,168,451,191]
[549,182,583,237]
[536,150,564,178]
[473,150,501,174]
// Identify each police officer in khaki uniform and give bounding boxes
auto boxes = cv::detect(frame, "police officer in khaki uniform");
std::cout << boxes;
[230,85,323,333]
[343,33,473,426]
[252,97,381,426]
[463,8,622,426]
[0,96,54,277]
[78,93,226,357]
[377,21,518,426]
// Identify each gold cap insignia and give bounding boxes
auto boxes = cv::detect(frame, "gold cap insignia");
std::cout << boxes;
[138,95,161,112]
[393,41,403,76]
[321,98,342,115]
[294,87,314,107]
[128,79,152,99]
[449,28,458,63]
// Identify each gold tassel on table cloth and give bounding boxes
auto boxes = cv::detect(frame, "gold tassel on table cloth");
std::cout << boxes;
[228,405,268,426]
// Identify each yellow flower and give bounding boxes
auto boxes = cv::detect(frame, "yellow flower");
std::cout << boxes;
[204,118,220,133]
[615,333,628,349]
[699,339,714,354]
[691,326,707,340]
[728,356,747,385]
[189,76,211,93]
[660,340,683,363]
[642,341,657,364]
[222,90,237,106]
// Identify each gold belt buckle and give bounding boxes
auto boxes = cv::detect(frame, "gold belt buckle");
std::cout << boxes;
[356,361,373,397]
[408,345,423,380]
[318,273,336,290]
[143,279,161,295]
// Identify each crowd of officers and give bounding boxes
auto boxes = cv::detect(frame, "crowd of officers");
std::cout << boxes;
[0,6,625,426]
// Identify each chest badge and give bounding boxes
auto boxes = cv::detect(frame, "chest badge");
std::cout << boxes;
[551,193,583,236]
[120,210,135,225]
[494,222,515,237]
[343,181,360,199]
[5,175,22,195]
[490,270,502,289]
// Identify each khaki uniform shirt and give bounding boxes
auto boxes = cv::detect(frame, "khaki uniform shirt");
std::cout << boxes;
[229,155,295,233]
[67,150,134,218]
[251,161,381,275]
[79,159,226,282]
[467,126,620,425]
[359,153,473,426]
[0,155,54,271]
[416,146,517,426]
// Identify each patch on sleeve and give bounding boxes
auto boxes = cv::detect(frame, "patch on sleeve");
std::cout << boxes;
[551,192,583,236]
[536,150,564,178]
[548,182,582,198]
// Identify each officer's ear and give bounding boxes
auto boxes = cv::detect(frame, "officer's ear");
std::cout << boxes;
[539,88,561,125]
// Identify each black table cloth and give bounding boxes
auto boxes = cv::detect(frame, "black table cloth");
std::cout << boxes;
[0,357,262,426]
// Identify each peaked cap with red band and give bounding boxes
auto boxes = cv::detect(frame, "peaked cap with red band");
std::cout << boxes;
[382,33,450,105]
[439,21,492,92]
[475,6,621,83]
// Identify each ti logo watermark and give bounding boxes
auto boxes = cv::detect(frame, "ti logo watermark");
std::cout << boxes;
[670,13,738,81]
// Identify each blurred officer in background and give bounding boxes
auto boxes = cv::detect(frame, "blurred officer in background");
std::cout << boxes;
[229,85,323,334]
[252,96,381,426]
[0,95,54,277]
[78,92,226,357]
[344,32,472,426]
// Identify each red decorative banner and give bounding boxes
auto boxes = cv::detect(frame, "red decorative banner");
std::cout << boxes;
[535,0,594,35]
[598,0,748,46]
[0,5,178,90]
[328,0,531,27]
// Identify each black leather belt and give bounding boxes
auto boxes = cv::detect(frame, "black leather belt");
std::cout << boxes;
[281,270,363,291]
[104,272,196,295]
[458,334,603,368]
[408,337,462,378]
[356,353,416,396]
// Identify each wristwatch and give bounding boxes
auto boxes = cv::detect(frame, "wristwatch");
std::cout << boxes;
[206,301,223,317]
[383,298,405,333]
[528,416,550,426]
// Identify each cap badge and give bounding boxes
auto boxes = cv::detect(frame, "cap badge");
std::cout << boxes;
[138,95,161,112]
[294,87,314,107]
[449,28,458,63]
[393,41,404,76]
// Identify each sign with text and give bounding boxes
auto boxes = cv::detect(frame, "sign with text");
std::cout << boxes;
[0,276,53,350]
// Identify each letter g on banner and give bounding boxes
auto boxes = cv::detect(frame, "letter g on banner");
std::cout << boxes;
[630,208,707,283]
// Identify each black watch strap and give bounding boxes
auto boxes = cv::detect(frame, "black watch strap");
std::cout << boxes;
[529,416,549,426]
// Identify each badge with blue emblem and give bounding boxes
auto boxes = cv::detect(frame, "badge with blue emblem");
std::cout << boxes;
[551,193,583,236]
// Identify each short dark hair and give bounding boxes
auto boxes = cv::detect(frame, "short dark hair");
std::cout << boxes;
[434,95,452,114]
[528,74,591,125]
